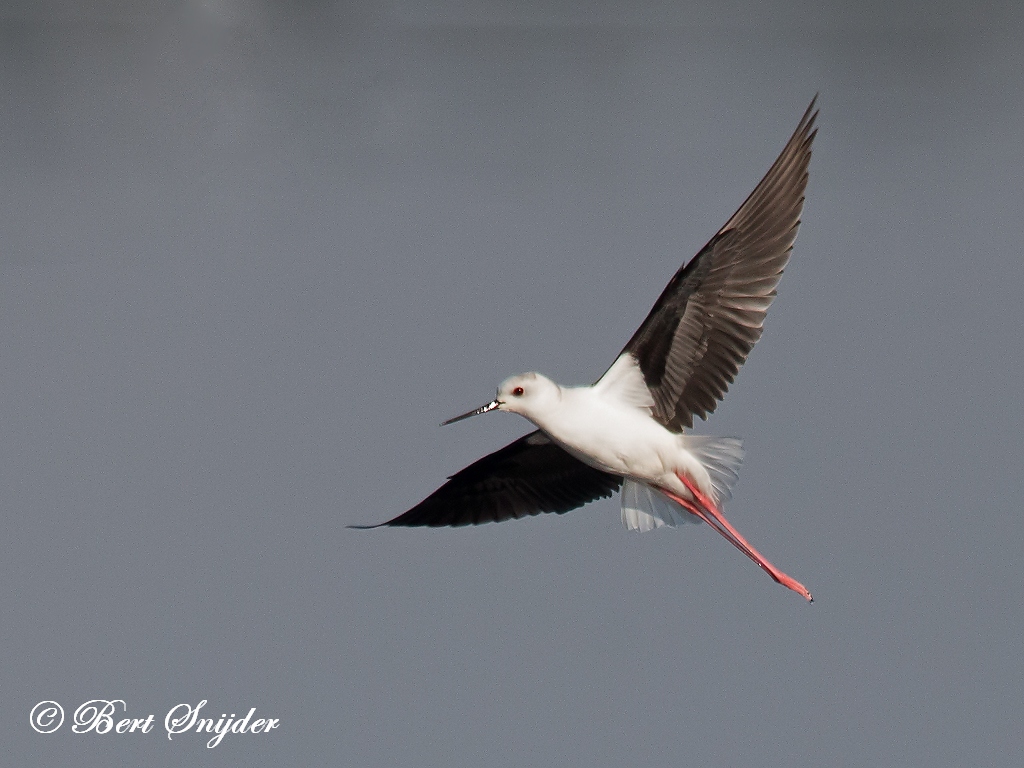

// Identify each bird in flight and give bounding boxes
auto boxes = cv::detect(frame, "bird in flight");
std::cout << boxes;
[355,98,818,601]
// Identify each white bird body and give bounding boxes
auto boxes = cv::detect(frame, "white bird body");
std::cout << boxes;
[496,356,719,509]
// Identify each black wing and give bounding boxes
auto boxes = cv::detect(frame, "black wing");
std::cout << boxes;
[620,97,818,431]
[354,431,622,528]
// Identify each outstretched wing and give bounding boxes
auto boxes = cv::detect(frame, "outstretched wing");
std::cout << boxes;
[620,97,818,431]
[354,431,622,528]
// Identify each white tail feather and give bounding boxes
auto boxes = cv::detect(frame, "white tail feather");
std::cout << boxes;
[683,435,745,504]
[621,479,699,532]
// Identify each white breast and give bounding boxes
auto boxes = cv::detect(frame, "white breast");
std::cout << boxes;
[535,386,681,482]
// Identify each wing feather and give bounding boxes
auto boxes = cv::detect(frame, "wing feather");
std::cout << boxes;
[619,97,818,430]
[354,431,622,528]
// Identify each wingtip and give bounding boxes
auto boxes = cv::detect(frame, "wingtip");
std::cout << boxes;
[347,523,385,530]
[807,92,819,115]
[798,94,819,136]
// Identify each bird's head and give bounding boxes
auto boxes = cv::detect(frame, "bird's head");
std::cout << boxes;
[441,372,561,426]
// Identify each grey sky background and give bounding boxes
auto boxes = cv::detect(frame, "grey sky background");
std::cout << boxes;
[3,2,1023,766]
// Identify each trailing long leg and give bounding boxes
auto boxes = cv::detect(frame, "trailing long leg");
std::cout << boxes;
[663,473,812,602]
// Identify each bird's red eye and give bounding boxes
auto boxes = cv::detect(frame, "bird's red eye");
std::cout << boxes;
[512,386,524,397]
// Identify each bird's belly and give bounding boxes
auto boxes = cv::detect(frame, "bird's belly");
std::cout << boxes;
[542,413,675,483]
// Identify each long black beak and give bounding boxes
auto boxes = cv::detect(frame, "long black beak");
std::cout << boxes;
[441,399,501,426]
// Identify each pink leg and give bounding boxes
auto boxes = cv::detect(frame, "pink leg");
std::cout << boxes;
[663,473,812,602]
